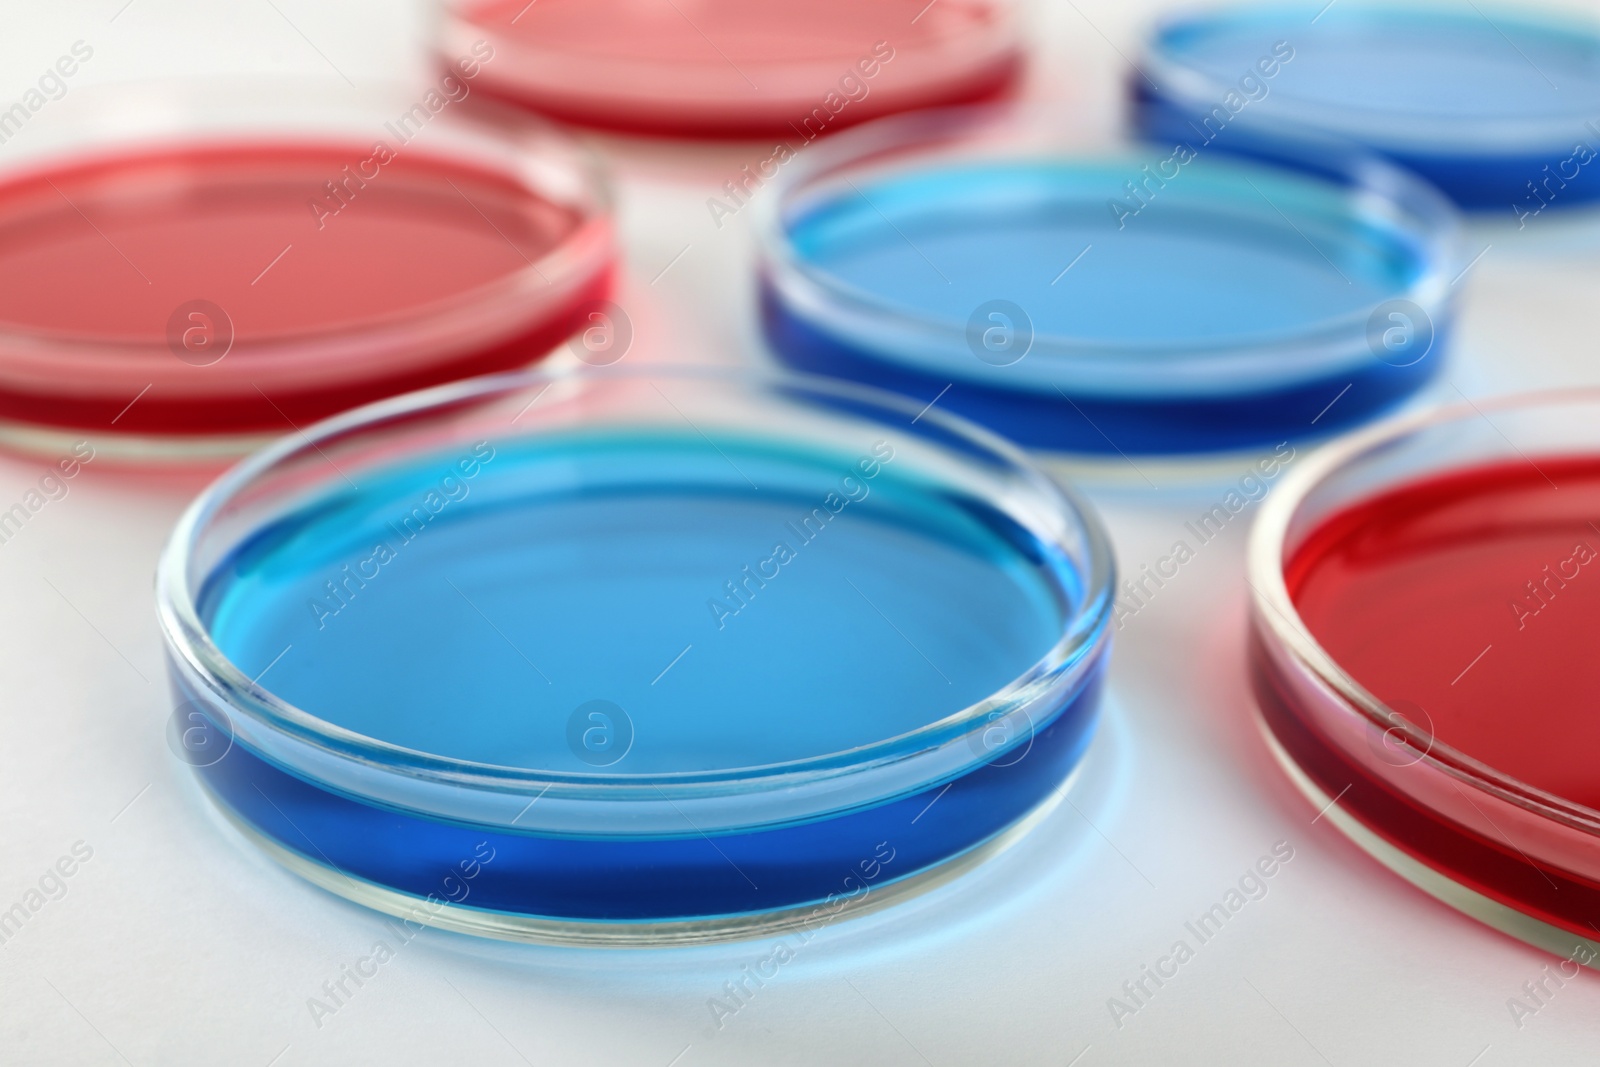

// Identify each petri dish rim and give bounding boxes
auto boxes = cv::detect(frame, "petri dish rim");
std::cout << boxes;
[439,0,1023,137]
[1141,2,1600,154]
[156,365,1116,802]
[754,102,1461,395]
[0,77,613,377]
[1248,386,1600,836]
[0,76,616,458]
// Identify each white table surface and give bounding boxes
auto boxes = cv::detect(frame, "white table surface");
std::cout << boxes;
[3,1,1600,1064]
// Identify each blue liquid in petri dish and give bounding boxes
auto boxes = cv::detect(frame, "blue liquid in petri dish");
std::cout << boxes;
[764,157,1445,454]
[1136,5,1600,211]
[190,431,1101,924]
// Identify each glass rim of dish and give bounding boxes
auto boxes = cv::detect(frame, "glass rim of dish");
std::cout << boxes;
[0,75,613,378]
[444,0,1020,67]
[1248,386,1600,835]
[1141,2,1600,152]
[156,364,1116,800]
[753,102,1461,396]
[440,0,1022,127]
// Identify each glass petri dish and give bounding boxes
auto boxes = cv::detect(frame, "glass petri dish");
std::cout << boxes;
[156,368,1113,945]
[0,80,612,461]
[1250,390,1600,962]
[756,105,1461,457]
[1136,3,1600,213]
[442,0,1021,137]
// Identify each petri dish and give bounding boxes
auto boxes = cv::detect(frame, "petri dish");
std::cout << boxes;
[0,80,612,461]
[442,0,1021,137]
[756,106,1461,457]
[1250,390,1600,962]
[1136,3,1600,213]
[156,368,1114,945]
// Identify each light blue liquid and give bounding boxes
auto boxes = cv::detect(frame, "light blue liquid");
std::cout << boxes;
[1139,6,1600,210]
[791,160,1412,344]
[202,432,1078,773]
[1167,10,1600,125]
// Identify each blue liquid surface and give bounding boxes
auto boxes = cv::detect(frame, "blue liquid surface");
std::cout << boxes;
[188,431,1102,923]
[1139,7,1600,210]
[204,432,1075,771]
[790,160,1408,342]
[767,158,1440,453]
[1169,11,1600,121]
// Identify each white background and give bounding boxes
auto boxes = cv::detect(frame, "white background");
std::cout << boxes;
[1,1,1599,1064]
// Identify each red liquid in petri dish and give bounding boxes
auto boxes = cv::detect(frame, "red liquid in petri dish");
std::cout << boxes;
[0,145,611,439]
[1288,458,1600,810]
[449,0,1021,136]
[1267,455,1600,938]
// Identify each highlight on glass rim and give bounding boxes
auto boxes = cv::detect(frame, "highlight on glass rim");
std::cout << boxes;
[4,1,1597,1063]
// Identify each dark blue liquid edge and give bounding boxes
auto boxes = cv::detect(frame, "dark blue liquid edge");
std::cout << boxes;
[760,282,1440,455]
[181,663,1105,924]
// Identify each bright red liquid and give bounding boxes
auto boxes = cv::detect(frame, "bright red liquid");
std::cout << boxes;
[460,0,1019,136]
[0,146,609,435]
[1289,458,1600,809]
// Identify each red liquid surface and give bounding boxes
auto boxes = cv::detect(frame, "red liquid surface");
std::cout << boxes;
[460,0,1019,136]
[0,145,608,435]
[1289,457,1600,809]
